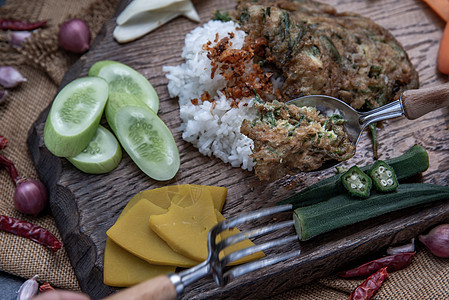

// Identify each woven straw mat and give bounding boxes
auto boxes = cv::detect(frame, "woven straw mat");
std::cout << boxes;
[0,0,120,291]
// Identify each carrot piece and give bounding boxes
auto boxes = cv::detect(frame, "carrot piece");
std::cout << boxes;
[422,0,449,21]
[438,22,449,74]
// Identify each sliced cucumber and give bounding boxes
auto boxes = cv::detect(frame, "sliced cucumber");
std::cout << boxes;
[44,77,109,157]
[113,105,180,181]
[67,125,122,174]
[105,92,148,133]
[88,60,159,113]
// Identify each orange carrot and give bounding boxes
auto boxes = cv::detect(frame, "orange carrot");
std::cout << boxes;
[422,0,449,21]
[438,22,449,74]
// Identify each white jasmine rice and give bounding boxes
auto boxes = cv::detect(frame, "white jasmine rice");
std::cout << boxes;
[163,20,258,170]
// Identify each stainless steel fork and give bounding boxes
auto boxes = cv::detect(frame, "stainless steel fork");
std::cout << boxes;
[105,204,299,300]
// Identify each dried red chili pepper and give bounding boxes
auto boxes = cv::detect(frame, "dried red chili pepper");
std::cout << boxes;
[0,135,7,149]
[337,252,415,278]
[0,215,61,251]
[0,19,47,31]
[349,267,389,300]
[39,282,55,293]
[0,154,20,183]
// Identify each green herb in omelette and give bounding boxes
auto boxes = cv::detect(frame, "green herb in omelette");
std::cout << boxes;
[213,10,232,22]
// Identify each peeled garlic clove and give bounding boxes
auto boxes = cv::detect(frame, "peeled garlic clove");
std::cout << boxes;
[7,31,32,48]
[387,238,415,255]
[0,66,27,88]
[17,275,39,300]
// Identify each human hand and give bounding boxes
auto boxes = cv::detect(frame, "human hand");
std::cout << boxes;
[31,290,90,300]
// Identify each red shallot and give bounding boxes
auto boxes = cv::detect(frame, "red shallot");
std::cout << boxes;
[0,154,48,215]
[14,179,48,216]
[58,18,91,54]
[419,224,449,258]
[0,66,26,88]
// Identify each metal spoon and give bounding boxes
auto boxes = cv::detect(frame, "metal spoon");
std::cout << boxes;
[287,82,449,168]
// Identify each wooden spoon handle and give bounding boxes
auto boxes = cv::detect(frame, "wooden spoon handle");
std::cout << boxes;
[401,82,449,120]
[103,275,177,300]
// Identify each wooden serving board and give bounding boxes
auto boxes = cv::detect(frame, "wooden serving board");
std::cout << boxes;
[27,0,449,299]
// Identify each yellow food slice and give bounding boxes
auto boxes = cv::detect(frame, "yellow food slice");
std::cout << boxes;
[103,238,175,287]
[201,185,227,212]
[148,186,264,264]
[106,199,199,267]
[149,189,217,261]
[163,184,227,210]
[123,184,227,213]
[215,211,265,265]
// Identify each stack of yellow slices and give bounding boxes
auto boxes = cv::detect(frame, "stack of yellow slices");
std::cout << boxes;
[103,184,264,287]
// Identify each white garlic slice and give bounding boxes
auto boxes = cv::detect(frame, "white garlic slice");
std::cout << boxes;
[113,0,200,44]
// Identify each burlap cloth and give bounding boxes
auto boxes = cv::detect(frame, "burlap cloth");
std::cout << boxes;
[0,0,448,299]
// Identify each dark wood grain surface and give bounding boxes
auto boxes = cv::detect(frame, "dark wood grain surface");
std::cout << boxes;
[27,0,449,299]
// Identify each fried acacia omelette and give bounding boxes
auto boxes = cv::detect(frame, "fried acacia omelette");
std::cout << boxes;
[223,0,419,180]
[234,0,419,110]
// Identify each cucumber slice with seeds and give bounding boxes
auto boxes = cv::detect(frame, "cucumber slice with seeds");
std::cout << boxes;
[43,77,109,157]
[114,105,180,181]
[67,125,122,174]
[105,92,148,133]
[88,60,159,113]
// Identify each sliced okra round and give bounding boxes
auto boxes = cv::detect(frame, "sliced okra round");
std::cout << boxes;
[368,160,399,192]
[341,165,372,198]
